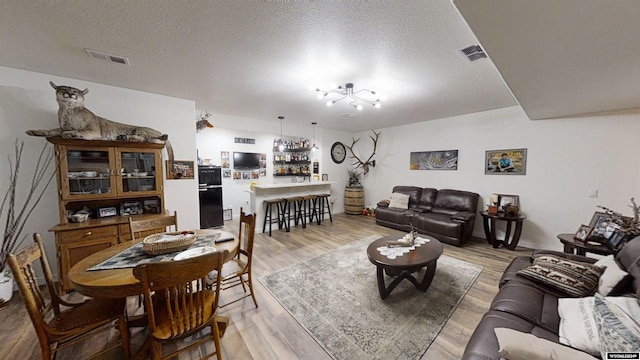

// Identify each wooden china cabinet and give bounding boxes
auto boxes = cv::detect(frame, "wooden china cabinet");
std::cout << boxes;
[47,137,168,291]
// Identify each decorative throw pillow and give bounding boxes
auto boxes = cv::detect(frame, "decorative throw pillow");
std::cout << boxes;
[595,255,629,296]
[557,296,640,355]
[388,192,410,209]
[517,255,605,297]
[494,327,597,360]
[594,293,640,358]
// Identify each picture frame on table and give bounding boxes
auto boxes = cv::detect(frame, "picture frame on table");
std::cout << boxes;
[588,212,619,240]
[322,173,328,181]
[574,224,593,241]
[120,201,143,216]
[498,194,520,208]
[98,206,118,218]
[606,231,627,251]
[142,199,161,214]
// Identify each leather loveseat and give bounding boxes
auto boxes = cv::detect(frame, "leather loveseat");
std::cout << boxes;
[462,238,640,359]
[375,186,479,246]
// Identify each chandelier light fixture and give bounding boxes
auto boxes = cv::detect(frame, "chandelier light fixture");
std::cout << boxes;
[311,83,385,111]
[311,122,319,152]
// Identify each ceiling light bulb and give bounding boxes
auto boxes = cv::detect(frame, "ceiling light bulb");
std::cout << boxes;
[312,144,317,152]
[356,104,363,111]
[278,143,285,151]
[317,93,324,100]
[326,100,333,107]
[329,82,338,89]
[374,103,382,109]
[379,94,388,101]
[307,85,315,91]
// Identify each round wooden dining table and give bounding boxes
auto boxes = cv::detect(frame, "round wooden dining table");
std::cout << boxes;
[69,229,238,299]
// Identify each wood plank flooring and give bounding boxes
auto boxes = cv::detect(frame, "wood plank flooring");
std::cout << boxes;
[0,214,532,359]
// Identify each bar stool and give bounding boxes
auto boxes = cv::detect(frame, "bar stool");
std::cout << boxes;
[263,198,287,236]
[303,194,319,225]
[284,196,306,231]
[317,193,333,224]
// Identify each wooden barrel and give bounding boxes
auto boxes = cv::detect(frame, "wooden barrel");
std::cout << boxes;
[344,187,365,215]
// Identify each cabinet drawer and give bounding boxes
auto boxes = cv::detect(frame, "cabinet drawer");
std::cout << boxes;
[58,225,119,243]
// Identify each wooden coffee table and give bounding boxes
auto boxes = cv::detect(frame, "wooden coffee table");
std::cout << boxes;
[366,234,443,299]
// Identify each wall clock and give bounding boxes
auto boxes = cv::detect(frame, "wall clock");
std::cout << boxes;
[331,142,346,164]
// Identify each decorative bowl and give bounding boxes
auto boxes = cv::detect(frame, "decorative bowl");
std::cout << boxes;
[142,231,196,256]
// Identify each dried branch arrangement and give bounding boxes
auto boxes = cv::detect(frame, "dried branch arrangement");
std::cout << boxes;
[1,140,55,270]
[597,197,640,237]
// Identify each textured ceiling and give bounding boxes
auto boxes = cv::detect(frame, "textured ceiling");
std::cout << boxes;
[454,0,640,120]
[0,0,516,132]
[2,1,637,133]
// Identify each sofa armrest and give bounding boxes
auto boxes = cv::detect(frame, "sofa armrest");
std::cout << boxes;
[451,211,475,223]
[532,249,598,264]
[376,200,390,208]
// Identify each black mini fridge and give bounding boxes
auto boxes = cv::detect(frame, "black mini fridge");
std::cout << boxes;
[198,166,223,228]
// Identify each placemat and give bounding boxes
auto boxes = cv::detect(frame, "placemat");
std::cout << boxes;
[89,231,234,271]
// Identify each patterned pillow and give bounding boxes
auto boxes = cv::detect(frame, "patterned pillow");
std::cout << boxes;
[517,255,605,297]
[594,293,640,358]
[388,192,410,209]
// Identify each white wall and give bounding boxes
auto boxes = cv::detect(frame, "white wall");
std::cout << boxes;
[0,66,199,274]
[358,106,640,251]
[196,114,353,215]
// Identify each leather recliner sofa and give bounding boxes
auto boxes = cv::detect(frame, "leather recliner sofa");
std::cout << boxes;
[462,238,640,359]
[375,186,480,246]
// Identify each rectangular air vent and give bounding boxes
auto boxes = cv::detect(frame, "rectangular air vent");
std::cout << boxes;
[85,49,130,66]
[458,44,487,62]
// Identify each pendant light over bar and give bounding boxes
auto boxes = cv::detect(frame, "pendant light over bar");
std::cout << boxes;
[311,122,319,152]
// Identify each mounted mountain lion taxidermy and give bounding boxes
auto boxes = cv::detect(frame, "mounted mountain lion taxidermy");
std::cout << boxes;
[26,81,174,166]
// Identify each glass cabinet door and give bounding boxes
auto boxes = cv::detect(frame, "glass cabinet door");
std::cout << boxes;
[118,150,159,194]
[65,148,114,197]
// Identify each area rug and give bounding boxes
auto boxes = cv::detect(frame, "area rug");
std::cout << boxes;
[259,234,483,360]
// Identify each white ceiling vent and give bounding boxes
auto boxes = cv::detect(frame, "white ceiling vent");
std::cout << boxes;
[85,49,130,65]
[458,44,487,62]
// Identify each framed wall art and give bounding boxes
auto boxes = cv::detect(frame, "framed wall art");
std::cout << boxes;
[410,150,458,170]
[485,148,527,175]
[166,160,195,179]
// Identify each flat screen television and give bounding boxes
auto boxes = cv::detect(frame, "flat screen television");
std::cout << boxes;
[233,152,260,169]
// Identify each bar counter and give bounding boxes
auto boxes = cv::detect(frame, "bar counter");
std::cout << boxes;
[248,181,335,233]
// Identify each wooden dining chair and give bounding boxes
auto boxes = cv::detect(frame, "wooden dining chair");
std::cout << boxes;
[128,210,178,242]
[8,233,131,359]
[133,250,228,360]
[211,207,258,308]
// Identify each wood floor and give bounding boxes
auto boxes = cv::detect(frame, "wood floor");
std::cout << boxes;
[0,214,532,359]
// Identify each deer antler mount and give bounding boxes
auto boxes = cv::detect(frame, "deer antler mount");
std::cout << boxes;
[345,130,381,175]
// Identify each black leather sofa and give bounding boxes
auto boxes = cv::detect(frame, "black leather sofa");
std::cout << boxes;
[462,238,640,359]
[375,186,479,246]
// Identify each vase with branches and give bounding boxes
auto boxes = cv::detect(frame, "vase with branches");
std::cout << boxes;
[347,168,362,187]
[0,139,54,303]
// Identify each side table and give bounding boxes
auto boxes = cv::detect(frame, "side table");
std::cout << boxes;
[557,233,615,256]
[480,211,526,250]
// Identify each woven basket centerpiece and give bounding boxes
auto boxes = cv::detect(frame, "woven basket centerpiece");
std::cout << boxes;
[142,231,196,255]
